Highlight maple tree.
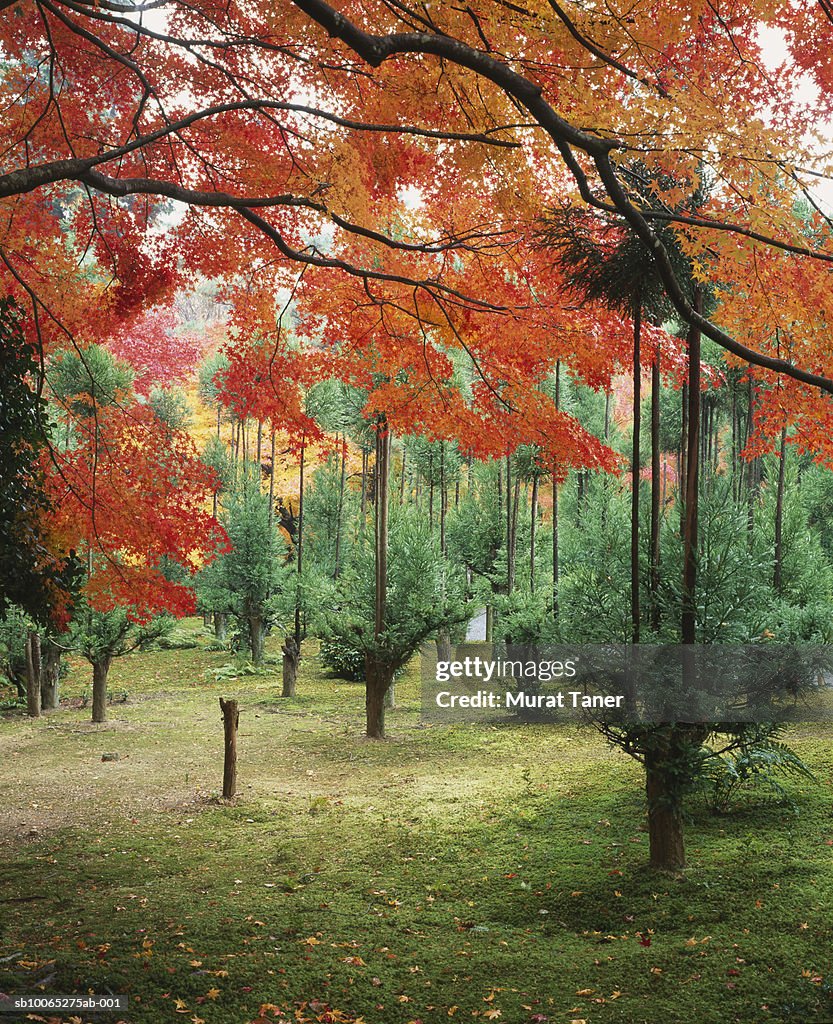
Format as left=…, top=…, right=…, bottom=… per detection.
left=6, top=0, right=833, bottom=451
left=44, top=342, right=221, bottom=718
left=4, top=0, right=833, bottom=868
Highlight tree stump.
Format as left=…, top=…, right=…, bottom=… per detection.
left=219, top=697, right=239, bottom=799
left=25, top=633, right=41, bottom=719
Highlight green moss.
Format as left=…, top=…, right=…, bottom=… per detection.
left=1, top=627, right=832, bottom=1023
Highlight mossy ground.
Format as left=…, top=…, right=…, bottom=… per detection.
left=1, top=622, right=832, bottom=1024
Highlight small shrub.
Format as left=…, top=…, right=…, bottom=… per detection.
left=319, top=639, right=365, bottom=681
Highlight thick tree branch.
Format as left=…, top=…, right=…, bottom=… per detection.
left=290, top=0, right=833, bottom=394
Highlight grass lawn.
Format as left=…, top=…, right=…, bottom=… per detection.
left=1, top=621, right=832, bottom=1024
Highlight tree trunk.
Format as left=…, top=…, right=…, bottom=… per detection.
left=249, top=615, right=264, bottom=666
left=436, top=629, right=452, bottom=663
left=530, top=475, right=539, bottom=592
left=645, top=748, right=686, bottom=870
left=681, top=289, right=702, bottom=647
left=508, top=466, right=519, bottom=595
left=281, top=635, right=299, bottom=697
left=384, top=682, right=396, bottom=709
left=439, top=442, right=447, bottom=555
left=365, top=654, right=395, bottom=738
left=631, top=300, right=642, bottom=644
left=552, top=360, right=560, bottom=619
left=25, top=633, right=40, bottom=719
left=429, top=451, right=435, bottom=532
left=40, top=638, right=61, bottom=710
left=294, top=438, right=306, bottom=658
left=774, top=425, right=787, bottom=594
left=214, top=613, right=227, bottom=643
left=505, top=455, right=511, bottom=589
left=219, top=697, right=239, bottom=799
left=360, top=449, right=368, bottom=519
left=375, top=419, right=390, bottom=640
left=334, top=434, right=347, bottom=578
left=485, top=604, right=494, bottom=642
left=268, top=427, right=276, bottom=510
left=680, top=381, right=688, bottom=535
left=92, top=657, right=111, bottom=724
left=604, top=386, right=611, bottom=440
left=366, top=416, right=392, bottom=735
left=650, top=352, right=661, bottom=629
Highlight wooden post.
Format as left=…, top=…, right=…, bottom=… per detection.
left=219, top=697, right=239, bottom=800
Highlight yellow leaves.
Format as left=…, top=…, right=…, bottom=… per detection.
left=189, top=959, right=203, bottom=967
left=447, top=1006, right=459, bottom=1016
left=575, top=988, right=595, bottom=996
left=483, top=1010, right=502, bottom=1020
left=205, top=987, right=221, bottom=1001
left=174, top=997, right=188, bottom=1011
left=302, top=935, right=321, bottom=946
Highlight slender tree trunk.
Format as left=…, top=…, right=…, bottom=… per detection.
left=429, top=452, right=435, bottom=532
left=774, top=426, right=788, bottom=594
left=25, top=633, right=40, bottom=719
left=485, top=604, right=494, bottom=642
left=268, top=428, right=276, bottom=510
left=334, top=434, right=347, bottom=578
left=256, top=420, right=262, bottom=464
left=92, top=657, right=111, bottom=724
left=530, top=475, right=539, bottom=592
left=399, top=445, right=407, bottom=505
left=680, top=381, right=688, bottom=533
left=552, top=360, right=561, bottom=619
left=509, top=474, right=520, bottom=594
left=40, top=638, right=61, bottom=710
left=604, top=387, right=611, bottom=440
left=361, top=449, right=368, bottom=519
left=506, top=454, right=514, bottom=594
left=497, top=462, right=502, bottom=530
left=214, top=613, right=227, bottom=643
left=440, top=443, right=447, bottom=555
left=436, top=630, right=452, bottom=663
left=631, top=300, right=642, bottom=644
left=281, top=636, right=299, bottom=697
left=249, top=615, right=264, bottom=666
left=650, top=351, right=661, bottom=629
left=294, top=439, right=305, bottom=653
left=216, top=404, right=222, bottom=439
left=219, top=697, right=239, bottom=799
left=731, top=389, right=738, bottom=501
left=375, top=420, right=390, bottom=640
left=682, top=289, right=702, bottom=647
left=366, top=417, right=392, bottom=736
left=365, top=654, right=395, bottom=738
